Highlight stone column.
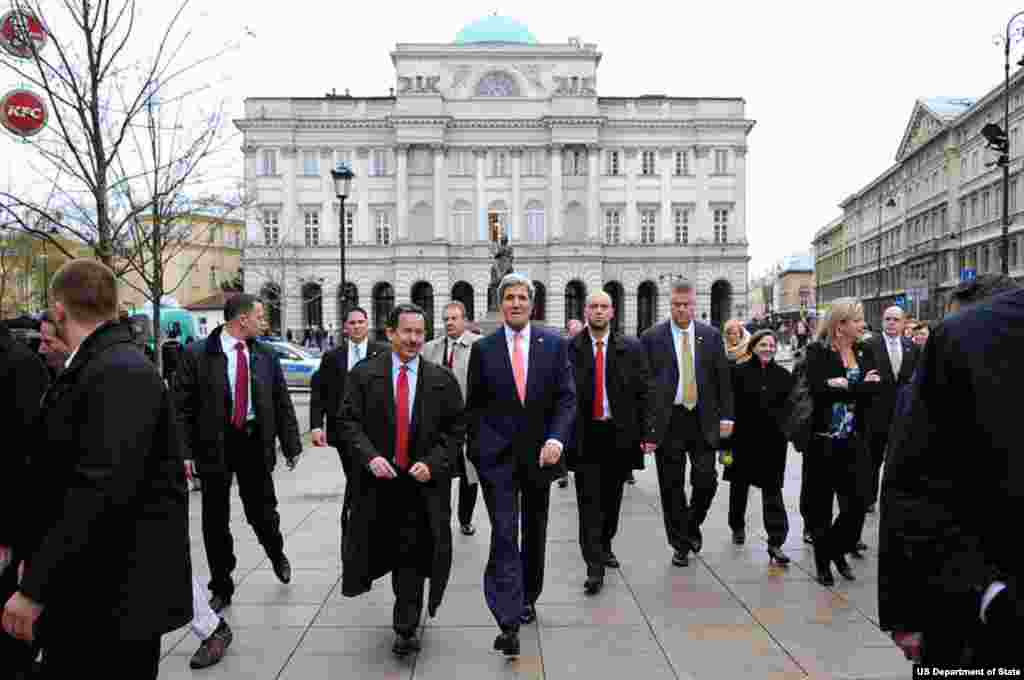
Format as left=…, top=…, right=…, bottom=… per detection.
left=396, top=144, right=409, bottom=241
left=475, top=148, right=487, bottom=242
left=511, top=147, right=523, bottom=241
left=660, top=147, right=673, bottom=242
left=433, top=144, right=446, bottom=241
left=550, top=144, right=564, bottom=240
left=733, top=145, right=748, bottom=243
left=357, top=148, right=370, bottom=243
left=694, top=145, right=710, bottom=243
left=587, top=145, right=600, bottom=241
left=625, top=147, right=638, bottom=243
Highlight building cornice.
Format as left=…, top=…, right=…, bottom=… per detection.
left=235, top=116, right=757, bottom=133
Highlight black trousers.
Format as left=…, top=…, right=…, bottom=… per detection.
left=202, top=424, right=285, bottom=598
left=654, top=406, right=717, bottom=553
left=42, top=632, right=159, bottom=679
left=727, top=482, right=789, bottom=547
left=866, top=430, right=888, bottom=508
left=388, top=476, right=429, bottom=637
left=804, top=435, right=867, bottom=560
left=922, top=619, right=1021, bottom=670
left=799, top=457, right=811, bottom=529
left=335, top=444, right=354, bottom=542
left=574, top=420, right=628, bottom=569
left=457, top=474, right=479, bottom=527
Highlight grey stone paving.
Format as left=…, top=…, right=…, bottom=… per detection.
left=160, top=400, right=909, bottom=679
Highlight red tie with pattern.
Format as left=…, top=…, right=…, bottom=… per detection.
left=395, top=365, right=410, bottom=470
left=447, top=341, right=455, bottom=369
left=593, top=339, right=605, bottom=420
left=232, top=342, right=249, bottom=429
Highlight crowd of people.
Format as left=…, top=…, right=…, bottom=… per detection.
left=1, top=260, right=1020, bottom=677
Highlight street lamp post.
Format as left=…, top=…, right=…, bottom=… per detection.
left=998, top=11, right=1024, bottom=275
left=330, top=161, right=355, bottom=329
left=876, top=196, right=896, bottom=323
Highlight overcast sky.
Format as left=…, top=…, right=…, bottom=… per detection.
left=4, top=0, right=1024, bottom=279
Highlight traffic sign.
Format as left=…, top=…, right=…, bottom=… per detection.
left=1, top=89, right=48, bottom=137
left=895, top=295, right=907, bottom=308
left=0, top=10, right=48, bottom=59
left=961, top=268, right=977, bottom=282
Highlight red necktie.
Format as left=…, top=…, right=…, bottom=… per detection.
left=593, top=339, right=605, bottom=420
left=232, top=342, right=249, bottom=429
left=447, top=341, right=455, bottom=369
left=395, top=365, right=410, bottom=470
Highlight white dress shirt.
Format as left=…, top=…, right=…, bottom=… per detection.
left=885, top=333, right=903, bottom=377
left=348, top=339, right=369, bottom=372
left=670, top=320, right=697, bottom=405
left=590, top=329, right=612, bottom=420
left=445, top=333, right=467, bottom=367
left=221, top=329, right=255, bottom=422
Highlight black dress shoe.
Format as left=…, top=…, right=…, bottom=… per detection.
left=855, top=541, right=868, bottom=551
left=557, top=477, right=569, bottom=489
left=803, top=530, right=814, bottom=545
left=209, top=593, right=232, bottom=613
left=671, top=549, right=690, bottom=567
left=584, top=566, right=605, bottom=595
left=688, top=528, right=703, bottom=553
left=767, top=546, right=791, bottom=566
left=732, top=530, right=746, bottom=545
left=833, top=556, right=856, bottom=581
left=460, top=523, right=476, bottom=536
left=817, top=567, right=835, bottom=587
left=520, top=604, right=537, bottom=624
left=493, top=630, right=520, bottom=657
left=190, top=619, right=233, bottom=669
left=603, top=551, right=620, bottom=569
left=272, top=554, right=292, bottom=584
left=392, top=633, right=421, bottom=657
left=848, top=547, right=865, bottom=560
left=866, top=503, right=876, bottom=514
left=626, top=475, right=636, bottom=485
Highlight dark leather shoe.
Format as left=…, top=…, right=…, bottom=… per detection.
left=671, top=549, right=690, bottom=567
left=626, top=475, right=636, bottom=485
left=272, top=554, right=292, bottom=584
left=493, top=631, right=520, bottom=657
left=190, top=619, right=233, bottom=669
left=392, top=633, right=421, bottom=657
left=803, top=530, right=815, bottom=545
left=557, top=477, right=569, bottom=489
left=520, top=604, right=537, bottom=624
left=460, top=523, right=476, bottom=536
left=688, top=528, right=703, bottom=553
left=866, top=503, right=876, bottom=514
left=855, top=541, right=868, bottom=551
left=584, top=566, right=605, bottom=595
left=833, top=556, right=856, bottom=581
left=603, top=551, right=620, bottom=569
left=767, top=546, right=791, bottom=565
left=208, top=593, right=232, bottom=613
left=732, top=530, right=746, bottom=545
left=848, top=547, right=865, bottom=560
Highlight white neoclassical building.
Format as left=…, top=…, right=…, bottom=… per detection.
left=237, top=16, right=754, bottom=341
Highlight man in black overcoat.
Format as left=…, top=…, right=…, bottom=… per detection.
left=2, top=260, right=191, bottom=678
left=569, top=291, right=655, bottom=594
left=339, top=303, right=465, bottom=656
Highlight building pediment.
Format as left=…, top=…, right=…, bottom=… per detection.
left=895, top=97, right=975, bottom=161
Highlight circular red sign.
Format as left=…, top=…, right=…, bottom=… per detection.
left=1, top=89, right=49, bottom=137
left=0, top=10, right=48, bottom=59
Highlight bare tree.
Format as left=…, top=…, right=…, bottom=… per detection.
left=242, top=210, right=303, bottom=341
left=0, top=0, right=246, bottom=273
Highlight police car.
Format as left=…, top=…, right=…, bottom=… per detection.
left=261, top=339, right=321, bottom=388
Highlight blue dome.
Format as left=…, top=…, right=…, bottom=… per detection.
left=456, top=15, right=537, bottom=45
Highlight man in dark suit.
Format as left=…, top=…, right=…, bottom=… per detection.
left=174, top=294, right=303, bottom=613
left=310, top=306, right=389, bottom=539
left=465, top=273, right=576, bottom=656
left=641, top=279, right=734, bottom=567
left=2, top=260, right=191, bottom=678
left=880, top=288, right=1022, bottom=671
left=863, top=306, right=918, bottom=517
left=339, top=303, right=465, bottom=656
left=570, top=291, right=655, bottom=595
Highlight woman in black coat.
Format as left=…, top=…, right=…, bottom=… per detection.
left=803, top=298, right=881, bottom=586
left=724, top=330, right=795, bottom=564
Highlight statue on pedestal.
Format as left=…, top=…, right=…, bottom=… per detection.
left=488, top=232, right=515, bottom=311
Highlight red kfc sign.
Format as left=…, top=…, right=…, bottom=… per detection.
left=1, top=89, right=48, bottom=137
left=0, top=10, right=48, bottom=59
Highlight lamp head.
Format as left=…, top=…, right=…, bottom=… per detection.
left=330, top=161, right=355, bottom=198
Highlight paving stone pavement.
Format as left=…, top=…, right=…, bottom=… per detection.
left=160, top=427, right=909, bottom=679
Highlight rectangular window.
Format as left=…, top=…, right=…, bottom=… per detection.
left=714, top=149, right=729, bottom=174
left=304, top=210, right=320, bottom=246
left=1012, top=179, right=1019, bottom=212
left=640, top=209, right=657, bottom=244
left=526, top=206, right=545, bottom=242
left=674, top=207, right=689, bottom=244
left=570, top=150, right=586, bottom=176
left=971, top=195, right=978, bottom=223
left=302, top=150, right=319, bottom=176
left=604, top=209, right=622, bottom=244
left=641, top=150, right=656, bottom=176
left=983, top=191, right=991, bottom=219
left=713, top=208, right=730, bottom=244
left=675, top=150, right=688, bottom=176
left=340, top=208, right=355, bottom=244
left=262, top=209, right=280, bottom=245
left=371, top=150, right=391, bottom=177
left=982, top=245, right=990, bottom=272
left=259, top=149, right=277, bottom=176
left=607, top=150, right=620, bottom=176
left=375, top=210, right=392, bottom=245
left=492, top=150, right=507, bottom=177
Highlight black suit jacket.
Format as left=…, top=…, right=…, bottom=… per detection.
left=568, top=329, right=656, bottom=471
left=311, top=338, right=389, bottom=445
left=879, top=289, right=1024, bottom=633
left=20, top=321, right=192, bottom=639
left=640, top=320, right=734, bottom=449
left=173, top=325, right=303, bottom=468
left=865, top=333, right=918, bottom=437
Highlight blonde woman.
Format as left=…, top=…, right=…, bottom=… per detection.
left=803, top=298, right=881, bottom=586
left=723, top=319, right=750, bottom=365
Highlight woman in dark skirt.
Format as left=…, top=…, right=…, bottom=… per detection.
left=725, top=330, right=796, bottom=564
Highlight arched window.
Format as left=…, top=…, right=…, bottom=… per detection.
left=372, top=282, right=394, bottom=342
left=603, top=281, right=624, bottom=335
left=532, top=281, right=547, bottom=321
left=565, top=280, right=586, bottom=325
left=302, top=282, right=323, bottom=329
left=526, top=200, right=545, bottom=243
left=451, top=281, right=475, bottom=321
left=411, top=281, right=435, bottom=340
left=476, top=72, right=520, bottom=97
left=637, top=281, right=658, bottom=336
left=710, top=280, right=733, bottom=331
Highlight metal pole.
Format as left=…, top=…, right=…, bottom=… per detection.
left=1004, top=19, right=1013, bottom=275
left=338, top=194, right=347, bottom=331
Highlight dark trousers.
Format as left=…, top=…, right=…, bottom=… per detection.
left=922, top=619, right=1020, bottom=670
left=480, top=460, right=551, bottom=630
left=799, top=458, right=811, bottom=529
left=389, top=476, right=429, bottom=637
left=727, top=482, right=789, bottom=547
left=866, top=430, right=888, bottom=508
left=42, top=633, right=159, bottom=679
left=654, top=406, right=717, bottom=553
left=457, top=474, right=479, bottom=527
left=202, top=424, right=285, bottom=597
left=335, top=444, right=354, bottom=542
left=804, top=436, right=867, bottom=560
left=574, top=420, right=628, bottom=569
